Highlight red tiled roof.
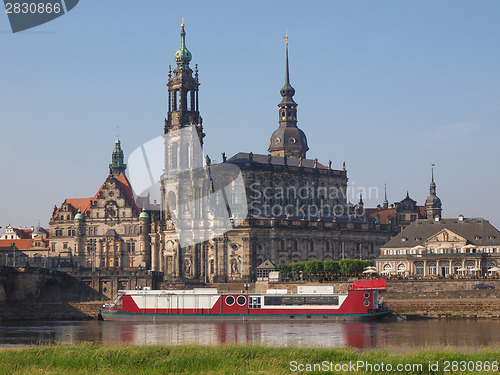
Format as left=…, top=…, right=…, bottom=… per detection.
left=51, top=172, right=142, bottom=222
left=0, top=239, right=33, bottom=250
left=364, top=208, right=397, bottom=224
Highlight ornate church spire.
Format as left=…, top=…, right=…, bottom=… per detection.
left=268, top=34, right=309, bottom=158
left=109, top=136, right=126, bottom=176
left=383, top=184, right=389, bottom=209
left=426, top=164, right=442, bottom=220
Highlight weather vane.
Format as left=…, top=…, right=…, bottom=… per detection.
left=284, top=33, right=289, bottom=45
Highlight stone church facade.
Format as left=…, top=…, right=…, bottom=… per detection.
left=150, top=25, right=400, bottom=282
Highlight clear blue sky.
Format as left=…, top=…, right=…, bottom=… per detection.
left=1, top=0, right=499, bottom=229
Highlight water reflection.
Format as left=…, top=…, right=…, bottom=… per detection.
left=0, top=320, right=499, bottom=349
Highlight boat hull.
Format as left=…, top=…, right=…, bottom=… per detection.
left=100, top=310, right=391, bottom=322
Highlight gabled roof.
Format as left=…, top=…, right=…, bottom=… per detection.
left=383, top=218, right=500, bottom=249
left=256, top=259, right=277, bottom=269
left=51, top=172, right=143, bottom=222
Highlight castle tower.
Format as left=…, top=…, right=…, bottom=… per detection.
left=268, top=35, right=309, bottom=158
left=425, top=166, right=442, bottom=220
left=109, top=137, right=126, bottom=176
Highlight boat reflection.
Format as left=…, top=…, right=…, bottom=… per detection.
left=98, top=321, right=385, bottom=348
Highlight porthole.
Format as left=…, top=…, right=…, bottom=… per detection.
left=237, top=296, right=246, bottom=306
left=275, top=137, right=281, bottom=144
left=225, top=295, right=235, bottom=306
left=363, top=300, right=370, bottom=307
left=288, top=137, right=296, bottom=144
left=364, top=292, right=370, bottom=299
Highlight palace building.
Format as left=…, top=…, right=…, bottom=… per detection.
left=376, top=215, right=500, bottom=277
left=48, top=138, right=153, bottom=271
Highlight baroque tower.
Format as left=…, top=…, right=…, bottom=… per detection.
left=109, top=137, right=126, bottom=176
left=268, top=35, right=309, bottom=158
left=426, top=166, right=442, bottom=220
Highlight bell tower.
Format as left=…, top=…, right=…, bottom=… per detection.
left=268, top=35, right=309, bottom=158
left=164, top=20, right=204, bottom=146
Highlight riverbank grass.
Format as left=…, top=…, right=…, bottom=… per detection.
left=0, top=344, right=498, bottom=374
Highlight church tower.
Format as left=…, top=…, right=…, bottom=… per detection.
left=268, top=35, right=309, bottom=158
left=164, top=21, right=204, bottom=145
left=426, top=166, right=442, bottom=220
left=109, top=137, right=126, bottom=176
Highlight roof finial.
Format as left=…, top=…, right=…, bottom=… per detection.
left=181, top=17, right=185, bottom=28
left=117, top=126, right=119, bottom=140
left=284, top=33, right=290, bottom=86
left=431, top=163, right=435, bottom=182
left=384, top=184, right=387, bottom=200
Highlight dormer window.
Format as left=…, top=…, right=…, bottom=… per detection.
left=474, top=236, right=481, bottom=240
left=488, top=236, right=496, bottom=240
left=401, top=237, right=407, bottom=242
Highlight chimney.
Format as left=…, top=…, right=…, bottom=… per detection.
left=459, top=214, right=464, bottom=222
left=434, top=216, right=440, bottom=222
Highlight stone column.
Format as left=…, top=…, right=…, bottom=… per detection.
left=423, top=260, right=427, bottom=276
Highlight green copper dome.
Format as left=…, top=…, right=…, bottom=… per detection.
left=74, top=207, right=84, bottom=220
left=174, top=24, right=192, bottom=67
left=139, top=208, right=149, bottom=219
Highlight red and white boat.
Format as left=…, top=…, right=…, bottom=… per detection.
left=100, top=279, right=390, bottom=321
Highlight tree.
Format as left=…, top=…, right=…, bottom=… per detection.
left=323, top=260, right=340, bottom=275
left=305, top=260, right=323, bottom=275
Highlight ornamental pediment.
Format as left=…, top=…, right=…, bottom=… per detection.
left=426, top=229, right=466, bottom=244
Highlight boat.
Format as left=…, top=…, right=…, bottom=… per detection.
left=100, top=279, right=390, bottom=321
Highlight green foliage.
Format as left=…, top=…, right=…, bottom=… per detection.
left=291, top=262, right=305, bottom=273
left=304, top=260, right=323, bottom=274
left=323, top=260, right=340, bottom=275
left=276, top=263, right=292, bottom=275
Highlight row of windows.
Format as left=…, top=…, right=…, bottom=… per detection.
left=385, top=247, right=500, bottom=255
left=53, top=226, right=143, bottom=237
left=263, top=296, right=339, bottom=306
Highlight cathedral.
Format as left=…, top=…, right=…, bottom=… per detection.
left=149, top=25, right=400, bottom=282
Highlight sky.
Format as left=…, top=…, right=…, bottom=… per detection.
left=0, top=0, right=499, bottom=230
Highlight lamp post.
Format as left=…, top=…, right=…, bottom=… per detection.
left=10, top=243, right=16, bottom=267
left=87, top=238, right=97, bottom=272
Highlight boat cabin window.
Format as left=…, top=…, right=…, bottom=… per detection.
left=249, top=296, right=261, bottom=309
left=264, top=295, right=339, bottom=306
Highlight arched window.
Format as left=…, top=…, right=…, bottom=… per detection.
left=324, top=241, right=330, bottom=253
left=280, top=240, right=285, bottom=251
left=397, top=264, right=406, bottom=275
left=415, top=262, right=424, bottom=275
left=466, top=261, right=475, bottom=274
left=428, top=262, right=437, bottom=275
left=308, top=241, right=314, bottom=252
left=383, top=264, right=392, bottom=273
left=453, top=262, right=461, bottom=274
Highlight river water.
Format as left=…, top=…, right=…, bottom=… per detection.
left=0, top=320, right=499, bottom=349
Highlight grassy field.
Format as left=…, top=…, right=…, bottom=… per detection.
left=0, top=344, right=498, bottom=374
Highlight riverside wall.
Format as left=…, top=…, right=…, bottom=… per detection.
left=1, top=277, right=499, bottom=320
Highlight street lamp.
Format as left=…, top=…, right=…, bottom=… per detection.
left=87, top=238, right=97, bottom=272
left=10, top=243, right=16, bottom=267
